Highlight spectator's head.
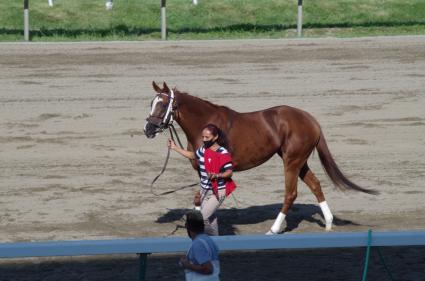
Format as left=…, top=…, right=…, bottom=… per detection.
left=185, top=210, right=204, bottom=238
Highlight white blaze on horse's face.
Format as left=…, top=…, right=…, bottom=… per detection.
left=144, top=95, right=165, bottom=138
left=150, top=96, right=164, bottom=116
left=144, top=91, right=174, bottom=139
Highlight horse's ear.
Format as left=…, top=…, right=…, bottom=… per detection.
left=163, top=82, right=170, bottom=93
left=152, top=81, right=162, bottom=93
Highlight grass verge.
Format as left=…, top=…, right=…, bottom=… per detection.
left=1, top=0, right=424, bottom=41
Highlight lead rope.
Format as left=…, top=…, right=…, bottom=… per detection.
left=149, top=127, right=172, bottom=196
left=150, top=124, right=198, bottom=196
left=170, top=124, right=184, bottom=148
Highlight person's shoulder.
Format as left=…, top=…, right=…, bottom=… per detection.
left=196, top=146, right=205, bottom=155
left=192, top=234, right=209, bottom=249
left=196, top=233, right=210, bottom=241
left=191, top=234, right=218, bottom=263
left=198, top=234, right=218, bottom=248
left=195, top=233, right=213, bottom=244
left=217, top=147, right=228, bottom=154
left=199, top=233, right=213, bottom=241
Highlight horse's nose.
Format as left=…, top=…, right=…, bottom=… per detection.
left=144, top=122, right=157, bottom=138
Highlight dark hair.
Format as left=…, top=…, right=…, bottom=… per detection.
left=185, top=210, right=204, bottom=233
left=202, top=123, right=231, bottom=151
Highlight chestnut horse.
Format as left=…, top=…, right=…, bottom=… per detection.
left=144, top=82, right=377, bottom=234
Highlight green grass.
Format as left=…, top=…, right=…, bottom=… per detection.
left=1, top=0, right=424, bottom=41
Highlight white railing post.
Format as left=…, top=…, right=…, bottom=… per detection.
left=24, top=0, right=29, bottom=41
left=297, top=0, right=303, bottom=37
left=48, top=0, right=53, bottom=7
left=193, top=0, right=198, bottom=5
left=161, top=0, right=166, bottom=40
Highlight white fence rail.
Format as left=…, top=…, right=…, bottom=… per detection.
left=22, top=0, right=304, bottom=41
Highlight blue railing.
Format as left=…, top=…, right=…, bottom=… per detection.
left=1, top=230, right=424, bottom=280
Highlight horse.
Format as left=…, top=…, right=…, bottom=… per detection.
left=144, top=81, right=377, bottom=234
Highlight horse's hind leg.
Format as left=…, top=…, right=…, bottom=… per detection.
left=300, top=163, right=334, bottom=231
left=267, top=158, right=301, bottom=235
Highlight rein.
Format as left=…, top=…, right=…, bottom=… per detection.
left=150, top=124, right=198, bottom=196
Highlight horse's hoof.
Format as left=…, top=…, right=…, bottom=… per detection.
left=266, top=229, right=280, bottom=235
left=325, top=222, right=333, bottom=231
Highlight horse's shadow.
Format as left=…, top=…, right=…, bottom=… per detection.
left=156, top=203, right=359, bottom=235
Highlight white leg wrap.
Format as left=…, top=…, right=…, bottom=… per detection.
left=266, top=212, right=286, bottom=235
left=319, top=201, right=333, bottom=231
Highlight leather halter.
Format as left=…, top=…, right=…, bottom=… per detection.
left=147, top=89, right=176, bottom=132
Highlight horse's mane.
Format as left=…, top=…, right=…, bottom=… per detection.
left=174, top=88, right=236, bottom=113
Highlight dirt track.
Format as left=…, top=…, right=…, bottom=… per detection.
left=0, top=36, right=425, bottom=280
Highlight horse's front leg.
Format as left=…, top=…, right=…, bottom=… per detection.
left=267, top=162, right=300, bottom=235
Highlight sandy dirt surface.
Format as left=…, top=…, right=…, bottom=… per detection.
left=0, top=36, right=424, bottom=280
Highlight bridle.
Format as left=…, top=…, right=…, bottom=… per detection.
left=146, top=89, right=176, bottom=133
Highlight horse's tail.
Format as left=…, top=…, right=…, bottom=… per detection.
left=316, top=130, right=378, bottom=195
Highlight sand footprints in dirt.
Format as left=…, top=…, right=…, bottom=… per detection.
left=0, top=112, right=99, bottom=150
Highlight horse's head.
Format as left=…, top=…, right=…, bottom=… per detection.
left=144, top=81, right=176, bottom=138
